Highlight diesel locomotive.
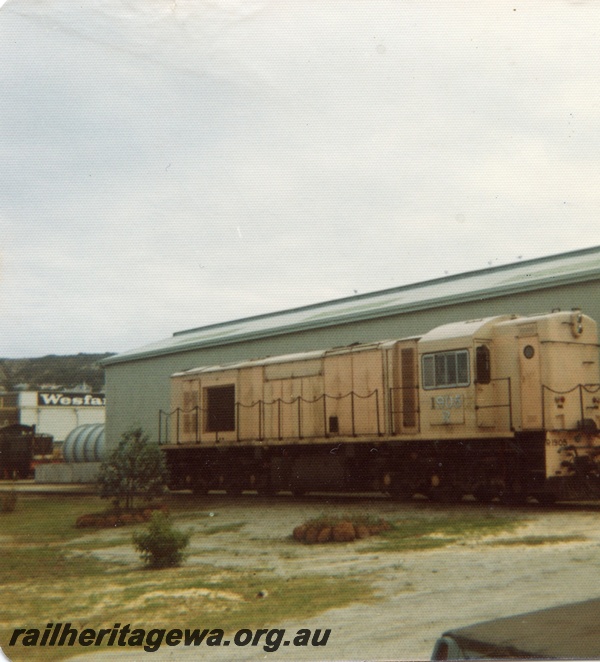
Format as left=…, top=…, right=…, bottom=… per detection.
left=159, top=309, right=600, bottom=502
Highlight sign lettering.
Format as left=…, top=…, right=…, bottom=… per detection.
left=433, top=395, right=463, bottom=410
left=37, top=393, right=106, bottom=407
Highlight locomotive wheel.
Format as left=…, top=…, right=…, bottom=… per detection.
left=389, top=479, right=415, bottom=501
left=390, top=490, right=414, bottom=501
left=429, top=485, right=462, bottom=503
left=191, top=477, right=209, bottom=495
left=474, top=486, right=496, bottom=503
left=429, top=474, right=462, bottom=503
left=256, top=475, right=276, bottom=496
left=252, top=464, right=276, bottom=496
left=225, top=481, right=243, bottom=496
left=535, top=493, right=557, bottom=505
left=499, top=481, right=528, bottom=505
left=500, top=494, right=528, bottom=505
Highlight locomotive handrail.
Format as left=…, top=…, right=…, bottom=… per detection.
left=159, top=406, right=205, bottom=445
left=158, top=409, right=173, bottom=445
left=162, top=381, right=597, bottom=443
left=542, top=383, right=600, bottom=430
left=258, top=390, right=381, bottom=440
left=160, top=389, right=383, bottom=444
left=387, top=385, right=421, bottom=435
left=474, top=377, right=513, bottom=431
left=542, top=383, right=600, bottom=395
left=236, top=400, right=262, bottom=442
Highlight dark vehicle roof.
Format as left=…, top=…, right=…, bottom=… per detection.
left=441, top=598, right=600, bottom=659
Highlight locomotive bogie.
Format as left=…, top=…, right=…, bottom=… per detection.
left=161, top=310, right=600, bottom=500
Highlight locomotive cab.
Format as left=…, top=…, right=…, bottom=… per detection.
left=416, top=311, right=600, bottom=438
left=417, top=315, right=514, bottom=438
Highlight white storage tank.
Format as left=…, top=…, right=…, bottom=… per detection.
left=62, top=423, right=106, bottom=463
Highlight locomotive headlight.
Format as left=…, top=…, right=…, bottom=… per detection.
left=571, top=310, right=584, bottom=337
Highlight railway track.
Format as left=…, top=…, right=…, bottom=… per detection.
left=5, top=481, right=600, bottom=512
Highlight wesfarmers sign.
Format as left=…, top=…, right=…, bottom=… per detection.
left=37, top=393, right=106, bottom=407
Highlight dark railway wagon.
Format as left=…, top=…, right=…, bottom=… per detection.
left=0, top=424, right=53, bottom=479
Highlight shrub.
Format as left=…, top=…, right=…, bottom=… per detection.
left=98, top=427, right=167, bottom=511
left=133, top=511, right=190, bottom=568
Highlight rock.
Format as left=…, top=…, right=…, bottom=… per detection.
left=293, top=524, right=308, bottom=541
left=104, top=515, right=119, bottom=527
left=317, top=526, right=332, bottom=543
left=304, top=526, right=320, bottom=544
left=75, top=514, right=97, bottom=528
left=355, top=524, right=370, bottom=539
left=332, top=520, right=356, bottom=542
left=292, top=517, right=390, bottom=544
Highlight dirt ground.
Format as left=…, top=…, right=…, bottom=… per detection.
left=50, top=495, right=600, bottom=661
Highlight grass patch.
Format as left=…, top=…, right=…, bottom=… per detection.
left=63, top=535, right=132, bottom=551
left=0, top=545, right=107, bottom=584
left=0, top=495, right=373, bottom=661
left=1, top=488, right=18, bottom=512
left=203, top=522, right=246, bottom=535
left=484, top=534, right=586, bottom=547
left=364, top=513, right=523, bottom=552
left=1, top=561, right=371, bottom=661
left=1, top=494, right=120, bottom=542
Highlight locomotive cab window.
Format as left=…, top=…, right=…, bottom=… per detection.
left=422, top=350, right=469, bottom=389
left=204, top=384, right=236, bottom=432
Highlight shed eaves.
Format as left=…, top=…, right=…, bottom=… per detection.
left=102, top=245, right=600, bottom=366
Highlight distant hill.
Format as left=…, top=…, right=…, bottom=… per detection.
left=0, top=354, right=114, bottom=392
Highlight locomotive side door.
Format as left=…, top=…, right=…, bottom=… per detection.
left=475, top=343, right=495, bottom=428
left=181, top=380, right=200, bottom=443
left=388, top=341, right=419, bottom=434
left=518, top=336, right=543, bottom=429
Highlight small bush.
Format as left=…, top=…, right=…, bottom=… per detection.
left=132, top=511, right=190, bottom=568
left=1, top=490, right=18, bottom=513
left=98, top=427, right=167, bottom=511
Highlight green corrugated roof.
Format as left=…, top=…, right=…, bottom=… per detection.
left=102, top=245, right=600, bottom=366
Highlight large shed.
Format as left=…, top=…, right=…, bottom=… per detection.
left=102, top=246, right=600, bottom=449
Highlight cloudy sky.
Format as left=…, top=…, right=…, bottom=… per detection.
left=1, top=0, right=600, bottom=358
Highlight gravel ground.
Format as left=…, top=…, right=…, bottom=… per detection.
left=40, top=496, right=600, bottom=661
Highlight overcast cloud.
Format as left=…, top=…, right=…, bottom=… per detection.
left=1, top=0, right=600, bottom=357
